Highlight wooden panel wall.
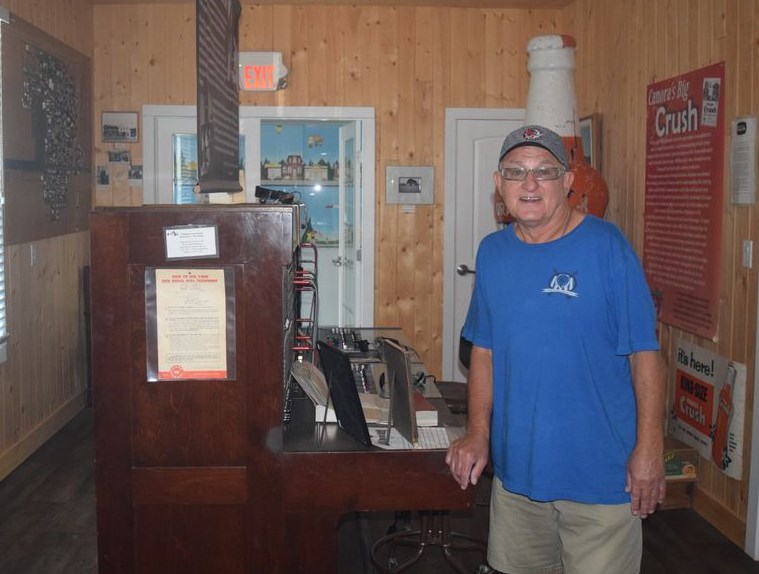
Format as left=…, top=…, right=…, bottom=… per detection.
left=0, top=1, right=93, bottom=480
left=569, top=0, right=758, bottom=546
left=0, top=233, right=91, bottom=479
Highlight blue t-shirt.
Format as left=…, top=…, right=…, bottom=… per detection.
left=462, top=215, right=659, bottom=504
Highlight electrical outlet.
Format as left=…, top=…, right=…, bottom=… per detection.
left=30, top=244, right=36, bottom=267
left=743, top=240, right=753, bottom=269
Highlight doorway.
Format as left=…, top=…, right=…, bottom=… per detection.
left=141, top=105, right=375, bottom=328
left=442, top=108, right=524, bottom=382
left=747, top=287, right=759, bottom=558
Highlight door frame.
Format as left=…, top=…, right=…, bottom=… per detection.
left=746, top=287, right=759, bottom=558
left=142, top=104, right=375, bottom=328
left=338, top=121, right=358, bottom=325
left=442, top=108, right=524, bottom=381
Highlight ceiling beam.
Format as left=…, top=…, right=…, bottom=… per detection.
left=90, top=0, right=573, bottom=8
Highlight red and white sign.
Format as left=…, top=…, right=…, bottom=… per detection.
left=239, top=52, right=288, bottom=91
left=670, top=340, right=745, bottom=480
left=643, top=62, right=725, bottom=341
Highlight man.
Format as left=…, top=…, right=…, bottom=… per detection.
left=446, top=125, right=666, bottom=574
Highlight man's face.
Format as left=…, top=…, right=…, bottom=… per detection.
left=493, top=145, right=574, bottom=229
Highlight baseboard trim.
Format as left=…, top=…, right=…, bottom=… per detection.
left=0, top=391, right=87, bottom=481
left=693, top=486, right=746, bottom=549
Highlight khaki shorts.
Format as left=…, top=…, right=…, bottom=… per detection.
left=487, top=477, right=642, bottom=574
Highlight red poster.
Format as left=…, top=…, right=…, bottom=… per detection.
left=644, top=62, right=725, bottom=340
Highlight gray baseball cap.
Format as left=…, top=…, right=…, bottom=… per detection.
left=498, top=124, right=569, bottom=169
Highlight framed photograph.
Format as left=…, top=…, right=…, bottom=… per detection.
left=102, top=111, right=139, bottom=143
left=579, top=113, right=602, bottom=171
left=96, top=165, right=110, bottom=188
left=385, top=165, right=434, bottom=205
left=107, top=149, right=131, bottom=163
left=128, top=164, right=143, bottom=184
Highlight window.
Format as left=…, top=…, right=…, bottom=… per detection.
left=171, top=133, right=245, bottom=204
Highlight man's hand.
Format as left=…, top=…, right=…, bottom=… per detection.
left=446, top=344, right=493, bottom=490
left=445, top=432, right=490, bottom=490
left=626, top=444, right=666, bottom=518
left=627, top=350, right=666, bottom=519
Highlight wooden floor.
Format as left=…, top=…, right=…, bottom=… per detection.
left=0, top=408, right=96, bottom=574
left=2, top=408, right=759, bottom=574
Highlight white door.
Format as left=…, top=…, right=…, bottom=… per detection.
left=442, top=109, right=524, bottom=382
left=338, top=122, right=358, bottom=325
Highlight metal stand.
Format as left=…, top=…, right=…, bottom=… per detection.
left=370, top=510, right=493, bottom=574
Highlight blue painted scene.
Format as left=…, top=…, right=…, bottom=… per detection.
left=260, top=121, right=341, bottom=245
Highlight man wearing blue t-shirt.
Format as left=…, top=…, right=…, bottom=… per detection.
left=446, top=125, right=666, bottom=574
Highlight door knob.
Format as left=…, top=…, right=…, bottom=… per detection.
left=456, top=264, right=475, bottom=276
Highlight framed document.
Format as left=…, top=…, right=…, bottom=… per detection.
left=164, top=225, right=220, bottom=260
left=145, top=267, right=236, bottom=381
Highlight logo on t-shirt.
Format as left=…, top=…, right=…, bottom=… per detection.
left=542, top=272, right=578, bottom=298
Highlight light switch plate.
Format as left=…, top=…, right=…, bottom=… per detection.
left=743, top=239, right=753, bottom=268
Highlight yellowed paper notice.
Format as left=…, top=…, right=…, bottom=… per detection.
left=155, top=268, right=227, bottom=379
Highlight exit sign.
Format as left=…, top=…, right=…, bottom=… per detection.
left=239, top=52, right=288, bottom=91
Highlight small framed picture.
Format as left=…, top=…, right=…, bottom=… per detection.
left=96, top=165, right=110, bottom=188
left=128, top=164, right=143, bottom=182
left=579, top=114, right=601, bottom=171
left=386, top=165, right=434, bottom=205
left=102, top=111, right=139, bottom=143
left=107, top=149, right=131, bottom=163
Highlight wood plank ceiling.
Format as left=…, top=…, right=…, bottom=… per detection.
left=90, top=0, right=573, bottom=7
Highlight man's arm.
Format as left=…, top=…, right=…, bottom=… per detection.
left=445, top=345, right=493, bottom=489
left=626, top=349, right=667, bottom=517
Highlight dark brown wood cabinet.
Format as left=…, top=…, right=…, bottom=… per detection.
left=90, top=205, right=472, bottom=574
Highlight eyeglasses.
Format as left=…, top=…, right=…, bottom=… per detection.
left=498, top=166, right=566, bottom=181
